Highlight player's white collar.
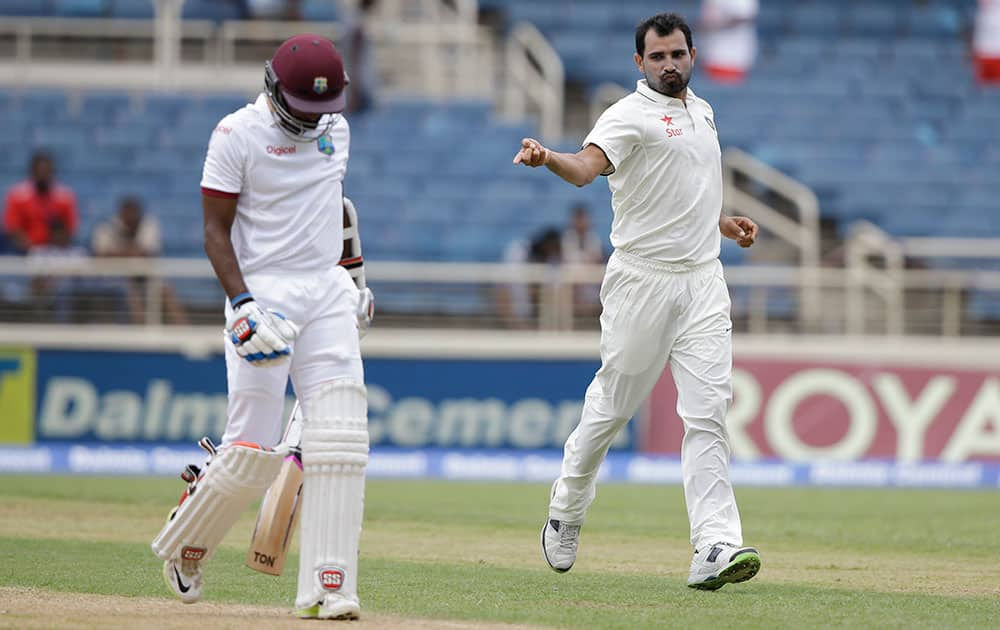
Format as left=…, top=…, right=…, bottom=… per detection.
left=636, top=80, right=697, bottom=106
left=252, top=93, right=278, bottom=127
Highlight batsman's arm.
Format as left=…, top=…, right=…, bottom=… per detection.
left=202, top=191, right=249, bottom=300
left=512, top=138, right=610, bottom=188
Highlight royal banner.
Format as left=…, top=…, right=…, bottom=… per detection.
left=647, top=359, right=1000, bottom=462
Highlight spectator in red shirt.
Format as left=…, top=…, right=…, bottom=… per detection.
left=3, top=151, right=78, bottom=254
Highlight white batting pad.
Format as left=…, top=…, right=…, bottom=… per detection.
left=295, top=379, right=369, bottom=610
left=151, top=443, right=286, bottom=563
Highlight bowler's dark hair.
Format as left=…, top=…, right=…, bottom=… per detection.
left=635, top=13, right=693, bottom=57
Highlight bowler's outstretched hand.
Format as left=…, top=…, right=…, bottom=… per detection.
left=513, top=138, right=550, bottom=167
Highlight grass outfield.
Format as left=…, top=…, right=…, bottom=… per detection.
left=1, top=476, right=999, bottom=629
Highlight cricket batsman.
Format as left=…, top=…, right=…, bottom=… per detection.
left=150, top=33, right=374, bottom=620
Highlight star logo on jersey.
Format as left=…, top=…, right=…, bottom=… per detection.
left=313, top=76, right=329, bottom=94
left=660, top=115, right=674, bottom=126
left=317, top=135, right=335, bottom=156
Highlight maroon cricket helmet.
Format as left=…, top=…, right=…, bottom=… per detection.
left=268, top=34, right=348, bottom=114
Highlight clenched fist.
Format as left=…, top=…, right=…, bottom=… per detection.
left=720, top=215, right=759, bottom=248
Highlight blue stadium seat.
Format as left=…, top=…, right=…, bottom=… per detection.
left=848, top=4, right=899, bottom=37
left=301, top=0, right=338, bottom=21
left=0, top=112, right=34, bottom=148
left=505, top=2, right=565, bottom=32
left=789, top=5, right=847, bottom=37
left=31, top=125, right=91, bottom=150
left=1, top=0, right=47, bottom=16
left=968, top=292, right=1000, bottom=322
left=140, top=93, right=189, bottom=120
left=110, top=0, right=154, bottom=18
left=79, top=91, right=132, bottom=123
left=53, top=0, right=109, bottom=17
left=905, top=4, right=962, bottom=37
left=0, top=0, right=994, bottom=277
left=17, top=90, right=70, bottom=117
left=182, top=0, right=245, bottom=21
left=194, top=93, right=252, bottom=117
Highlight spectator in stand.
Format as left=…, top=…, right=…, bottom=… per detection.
left=561, top=203, right=605, bottom=320
left=699, top=0, right=758, bottom=83
left=974, top=0, right=1000, bottom=82
left=3, top=151, right=78, bottom=254
left=496, top=227, right=563, bottom=328
left=91, top=196, right=189, bottom=325
left=27, top=219, right=128, bottom=324
left=343, top=0, right=379, bottom=114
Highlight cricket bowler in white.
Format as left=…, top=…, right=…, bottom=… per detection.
left=150, top=34, right=375, bottom=619
left=513, top=12, right=762, bottom=591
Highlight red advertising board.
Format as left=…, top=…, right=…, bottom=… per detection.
left=645, top=359, right=1000, bottom=462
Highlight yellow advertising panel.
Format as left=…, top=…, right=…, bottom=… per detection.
left=0, top=349, right=36, bottom=444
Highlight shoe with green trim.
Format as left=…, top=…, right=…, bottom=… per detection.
left=319, top=594, right=360, bottom=620
left=687, top=542, right=760, bottom=591
left=294, top=594, right=360, bottom=620
left=294, top=604, right=320, bottom=619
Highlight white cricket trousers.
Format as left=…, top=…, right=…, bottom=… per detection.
left=220, top=266, right=364, bottom=448
left=549, top=249, right=743, bottom=550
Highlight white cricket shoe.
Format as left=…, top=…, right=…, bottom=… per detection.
left=687, top=542, right=761, bottom=591
left=295, top=594, right=361, bottom=621
left=159, top=504, right=204, bottom=604
left=162, top=556, right=203, bottom=604
left=541, top=519, right=581, bottom=573
left=320, top=593, right=361, bottom=620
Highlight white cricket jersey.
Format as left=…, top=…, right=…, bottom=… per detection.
left=584, top=80, right=723, bottom=265
left=201, top=94, right=349, bottom=275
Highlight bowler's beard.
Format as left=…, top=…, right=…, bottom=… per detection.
left=644, top=68, right=690, bottom=98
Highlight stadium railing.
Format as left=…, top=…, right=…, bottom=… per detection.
left=1, top=242, right=998, bottom=336
left=0, top=5, right=493, bottom=99
left=846, top=222, right=1000, bottom=337
left=501, top=21, right=564, bottom=141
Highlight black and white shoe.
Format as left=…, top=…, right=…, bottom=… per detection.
left=687, top=542, right=761, bottom=591
left=541, top=519, right=581, bottom=573
left=162, top=554, right=203, bottom=604
left=160, top=505, right=204, bottom=604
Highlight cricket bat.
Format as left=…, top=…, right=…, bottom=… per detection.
left=246, top=403, right=304, bottom=576
left=246, top=446, right=302, bottom=575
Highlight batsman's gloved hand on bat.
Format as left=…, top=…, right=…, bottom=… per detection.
left=356, top=287, right=374, bottom=338
left=225, top=293, right=300, bottom=366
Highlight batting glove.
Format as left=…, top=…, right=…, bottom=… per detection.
left=225, top=293, right=300, bottom=366
left=357, top=287, right=374, bottom=338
